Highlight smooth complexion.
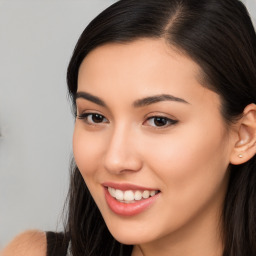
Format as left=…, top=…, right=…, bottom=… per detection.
left=73, top=39, right=237, bottom=256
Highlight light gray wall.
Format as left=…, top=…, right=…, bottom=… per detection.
left=246, top=0, right=256, bottom=23
left=0, top=0, right=255, bottom=249
left=0, top=0, right=116, bottom=248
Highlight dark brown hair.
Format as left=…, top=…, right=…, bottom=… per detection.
left=65, top=0, right=256, bottom=255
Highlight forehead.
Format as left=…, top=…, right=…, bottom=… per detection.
left=77, top=39, right=216, bottom=107
left=78, top=39, right=202, bottom=85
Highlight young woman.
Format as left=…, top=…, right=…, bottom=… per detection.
left=3, top=0, right=256, bottom=255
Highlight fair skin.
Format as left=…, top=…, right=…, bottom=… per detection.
left=3, top=39, right=256, bottom=255
left=1, top=230, right=46, bottom=256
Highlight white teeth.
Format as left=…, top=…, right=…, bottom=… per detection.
left=108, top=187, right=158, bottom=203
left=150, top=191, right=156, bottom=196
left=115, top=189, right=124, bottom=201
left=142, top=190, right=150, bottom=199
left=134, top=191, right=142, bottom=200
left=124, top=190, right=134, bottom=201
left=108, top=187, right=116, bottom=197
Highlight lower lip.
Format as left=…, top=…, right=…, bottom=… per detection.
left=104, top=187, right=160, bottom=216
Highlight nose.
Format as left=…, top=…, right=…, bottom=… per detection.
left=103, top=125, right=143, bottom=175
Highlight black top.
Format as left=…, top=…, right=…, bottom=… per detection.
left=46, top=232, right=70, bottom=256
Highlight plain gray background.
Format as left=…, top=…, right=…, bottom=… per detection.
left=0, top=0, right=116, bottom=249
left=0, top=0, right=255, bottom=249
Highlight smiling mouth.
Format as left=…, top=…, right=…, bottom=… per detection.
left=107, top=187, right=160, bottom=204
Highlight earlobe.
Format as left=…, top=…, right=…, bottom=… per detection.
left=230, top=104, right=256, bottom=165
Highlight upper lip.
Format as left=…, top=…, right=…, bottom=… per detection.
left=102, top=182, right=160, bottom=191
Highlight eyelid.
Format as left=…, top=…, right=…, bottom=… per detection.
left=76, top=108, right=105, bottom=118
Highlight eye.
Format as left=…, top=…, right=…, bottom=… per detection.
left=145, top=116, right=178, bottom=127
left=77, top=113, right=108, bottom=124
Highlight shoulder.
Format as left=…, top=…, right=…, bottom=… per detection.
left=1, top=230, right=47, bottom=256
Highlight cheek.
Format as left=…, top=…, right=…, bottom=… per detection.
left=73, top=125, right=110, bottom=213
left=139, top=124, right=230, bottom=232
left=144, top=122, right=230, bottom=198
left=73, top=125, right=104, bottom=177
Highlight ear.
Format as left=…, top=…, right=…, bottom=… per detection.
left=230, top=103, right=256, bottom=165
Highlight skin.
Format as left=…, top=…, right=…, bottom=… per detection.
left=73, top=39, right=238, bottom=256
left=1, top=230, right=46, bottom=256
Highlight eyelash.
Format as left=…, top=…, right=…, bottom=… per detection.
left=77, top=113, right=109, bottom=125
left=76, top=112, right=178, bottom=128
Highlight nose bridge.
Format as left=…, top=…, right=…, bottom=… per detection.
left=103, top=122, right=142, bottom=174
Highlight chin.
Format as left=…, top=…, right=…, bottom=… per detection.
left=111, top=232, right=147, bottom=245
left=105, top=222, right=157, bottom=245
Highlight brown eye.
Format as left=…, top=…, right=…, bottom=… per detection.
left=153, top=117, right=169, bottom=126
left=90, top=114, right=105, bottom=123
left=77, top=113, right=108, bottom=124
left=145, top=116, right=178, bottom=127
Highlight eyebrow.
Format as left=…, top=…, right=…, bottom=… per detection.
left=75, top=91, right=189, bottom=108
left=75, top=92, right=106, bottom=107
left=133, top=94, right=189, bottom=107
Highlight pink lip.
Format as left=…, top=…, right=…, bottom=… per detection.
left=103, top=184, right=160, bottom=217
left=102, top=182, right=159, bottom=191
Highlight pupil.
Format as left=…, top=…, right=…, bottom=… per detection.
left=154, top=117, right=167, bottom=126
left=92, top=114, right=103, bottom=123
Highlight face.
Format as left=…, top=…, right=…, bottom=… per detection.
left=73, top=39, right=234, bottom=248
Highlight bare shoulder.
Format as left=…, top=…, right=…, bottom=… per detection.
left=1, top=230, right=47, bottom=256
